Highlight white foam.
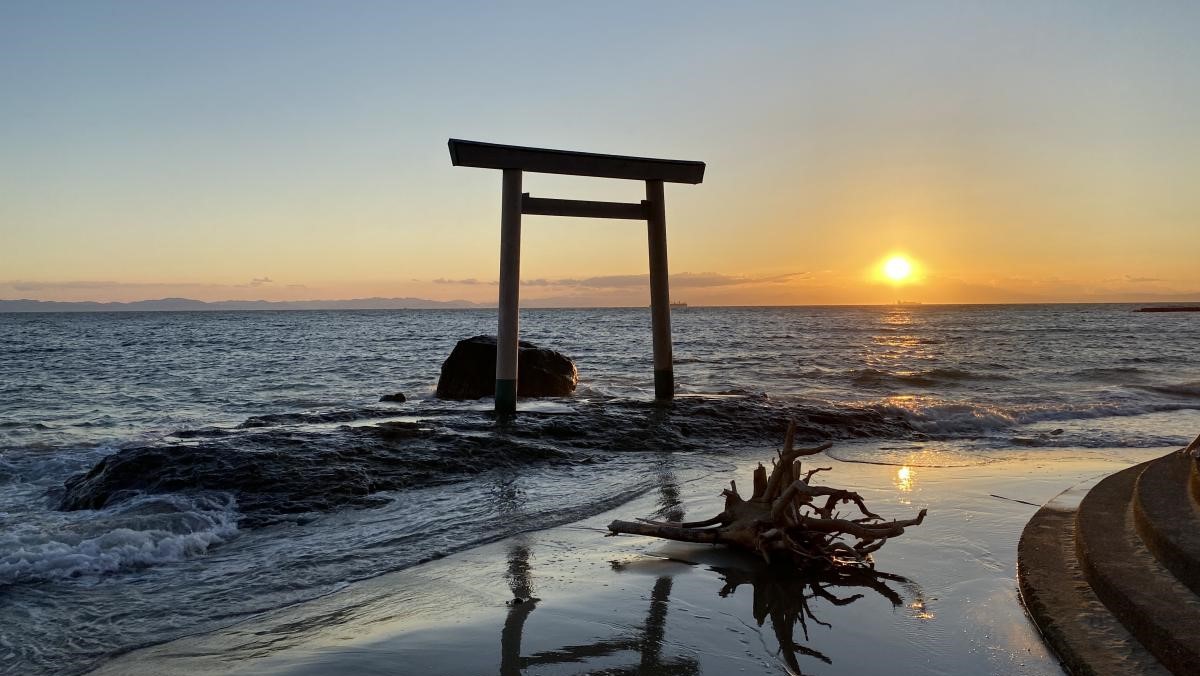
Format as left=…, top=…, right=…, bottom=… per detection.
left=0, top=492, right=239, bottom=585
left=875, top=396, right=1196, bottom=435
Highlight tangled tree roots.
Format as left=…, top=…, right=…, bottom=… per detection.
left=608, top=421, right=927, bottom=568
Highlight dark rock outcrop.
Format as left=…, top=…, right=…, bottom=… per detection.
left=58, top=395, right=917, bottom=528
left=435, top=335, right=578, bottom=400
left=379, top=392, right=406, bottom=403
left=57, top=423, right=572, bottom=526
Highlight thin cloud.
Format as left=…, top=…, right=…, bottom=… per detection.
left=0, top=279, right=311, bottom=303
left=514, top=271, right=809, bottom=289
left=1100, top=275, right=1167, bottom=284
left=8, top=280, right=129, bottom=291
left=432, top=277, right=493, bottom=286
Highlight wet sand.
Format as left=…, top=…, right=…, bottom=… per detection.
left=89, top=447, right=1169, bottom=676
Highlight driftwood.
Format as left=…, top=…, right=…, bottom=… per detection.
left=608, top=421, right=927, bottom=568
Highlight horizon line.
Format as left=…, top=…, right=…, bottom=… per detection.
left=3, top=296, right=1199, bottom=313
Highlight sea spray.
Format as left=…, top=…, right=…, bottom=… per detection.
left=1, top=492, right=239, bottom=585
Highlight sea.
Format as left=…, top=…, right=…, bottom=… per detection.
left=2, top=305, right=1199, bottom=676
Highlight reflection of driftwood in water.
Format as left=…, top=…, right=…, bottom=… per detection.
left=715, top=563, right=914, bottom=675
left=610, top=421, right=926, bottom=567
left=640, top=576, right=673, bottom=674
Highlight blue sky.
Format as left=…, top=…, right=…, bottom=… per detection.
left=2, top=1, right=1198, bottom=304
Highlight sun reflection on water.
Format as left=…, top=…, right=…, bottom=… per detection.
left=894, top=465, right=915, bottom=492
left=882, top=309, right=914, bottom=326
left=909, top=598, right=936, bottom=621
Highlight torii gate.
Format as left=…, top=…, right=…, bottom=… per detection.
left=448, top=139, right=706, bottom=413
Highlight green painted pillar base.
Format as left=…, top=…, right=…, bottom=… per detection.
left=495, top=378, right=517, bottom=414
left=654, top=368, right=674, bottom=400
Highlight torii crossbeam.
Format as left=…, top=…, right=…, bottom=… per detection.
left=448, top=139, right=706, bottom=413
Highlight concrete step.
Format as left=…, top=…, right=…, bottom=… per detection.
left=1193, top=459, right=1200, bottom=508
left=1133, top=452, right=1200, bottom=596
left=1076, top=460, right=1200, bottom=676
left=1018, top=474, right=1170, bottom=676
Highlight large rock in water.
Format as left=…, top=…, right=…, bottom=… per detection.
left=436, top=335, right=578, bottom=399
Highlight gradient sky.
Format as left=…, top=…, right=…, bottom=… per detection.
left=2, top=1, right=1198, bottom=305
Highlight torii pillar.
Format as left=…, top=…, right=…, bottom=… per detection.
left=448, top=139, right=706, bottom=413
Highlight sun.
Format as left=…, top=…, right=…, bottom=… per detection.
left=883, top=255, right=913, bottom=282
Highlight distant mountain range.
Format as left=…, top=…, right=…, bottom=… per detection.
left=0, top=297, right=487, bottom=312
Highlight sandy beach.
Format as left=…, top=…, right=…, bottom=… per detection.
left=88, top=445, right=1170, bottom=676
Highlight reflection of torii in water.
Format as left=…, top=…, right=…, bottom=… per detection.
left=505, top=573, right=698, bottom=676
left=498, top=460, right=697, bottom=675
left=499, top=540, right=697, bottom=675
left=499, top=539, right=537, bottom=676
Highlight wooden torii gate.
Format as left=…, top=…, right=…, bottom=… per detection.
left=448, top=139, right=706, bottom=413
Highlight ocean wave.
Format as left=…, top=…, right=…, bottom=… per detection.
left=871, top=396, right=1199, bottom=436
left=1130, top=381, right=1200, bottom=399
left=0, top=457, right=19, bottom=485
left=1120, top=354, right=1189, bottom=365
left=1069, top=366, right=1150, bottom=382
left=849, top=367, right=1014, bottom=389
left=825, top=445, right=992, bottom=467
left=870, top=399, right=1016, bottom=434
left=0, top=421, right=50, bottom=430
left=1008, top=431, right=1187, bottom=449
left=237, top=409, right=401, bottom=428
left=0, top=492, right=238, bottom=585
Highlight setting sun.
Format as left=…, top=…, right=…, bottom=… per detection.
left=883, top=256, right=914, bottom=282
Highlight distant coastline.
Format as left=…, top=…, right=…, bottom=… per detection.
left=1135, top=305, right=1200, bottom=313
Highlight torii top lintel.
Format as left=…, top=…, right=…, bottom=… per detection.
left=447, top=139, right=706, bottom=184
